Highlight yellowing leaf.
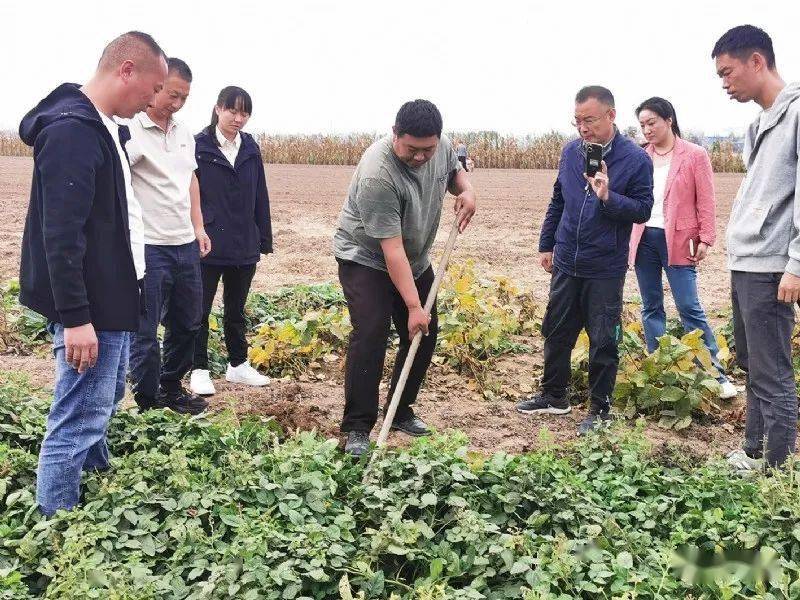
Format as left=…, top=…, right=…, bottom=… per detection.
left=716, top=333, right=731, bottom=364
left=681, top=329, right=705, bottom=350
left=276, top=324, right=298, bottom=343
left=454, top=276, right=473, bottom=295
left=459, top=294, right=477, bottom=309
left=625, top=321, right=643, bottom=335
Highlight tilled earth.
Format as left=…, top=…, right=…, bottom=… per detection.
left=0, top=157, right=749, bottom=457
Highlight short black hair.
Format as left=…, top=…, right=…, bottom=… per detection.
left=712, top=25, right=775, bottom=70
left=99, top=31, right=166, bottom=70
left=394, top=99, right=443, bottom=138
left=575, top=86, right=615, bottom=108
left=167, top=57, right=192, bottom=83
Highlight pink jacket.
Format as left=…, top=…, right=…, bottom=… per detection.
left=629, top=137, right=716, bottom=267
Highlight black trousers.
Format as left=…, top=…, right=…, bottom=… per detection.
left=458, top=156, right=468, bottom=172
left=193, top=263, right=257, bottom=369
left=541, top=267, right=624, bottom=410
left=338, top=259, right=438, bottom=432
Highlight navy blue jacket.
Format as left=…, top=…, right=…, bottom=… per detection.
left=539, top=131, right=653, bottom=279
left=18, top=83, right=140, bottom=330
left=195, top=128, right=273, bottom=266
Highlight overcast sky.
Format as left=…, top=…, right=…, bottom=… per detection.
left=1, top=0, right=798, bottom=137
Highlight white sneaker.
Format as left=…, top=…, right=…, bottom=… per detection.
left=719, top=380, right=739, bottom=400
left=189, top=369, right=216, bottom=396
left=226, top=362, right=270, bottom=387
left=726, top=449, right=764, bottom=476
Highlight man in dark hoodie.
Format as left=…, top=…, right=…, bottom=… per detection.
left=712, top=25, right=800, bottom=473
left=19, top=31, right=168, bottom=515
left=516, top=86, right=653, bottom=436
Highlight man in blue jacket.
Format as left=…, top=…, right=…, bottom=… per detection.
left=517, top=86, right=653, bottom=435
left=18, top=32, right=168, bottom=515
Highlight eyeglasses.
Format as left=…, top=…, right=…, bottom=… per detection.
left=571, top=110, right=610, bottom=128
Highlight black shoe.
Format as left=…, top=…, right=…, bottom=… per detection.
left=344, top=431, right=370, bottom=457
left=390, top=415, right=431, bottom=437
left=154, top=386, right=208, bottom=416
left=577, top=410, right=612, bottom=436
left=516, top=393, right=571, bottom=415
left=134, top=393, right=157, bottom=413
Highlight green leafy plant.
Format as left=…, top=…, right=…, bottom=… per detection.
left=0, top=279, right=49, bottom=355
left=213, top=266, right=542, bottom=384
left=572, top=322, right=722, bottom=429
left=248, top=306, right=351, bottom=377
left=246, top=284, right=346, bottom=326
left=2, top=373, right=799, bottom=598
left=436, top=261, right=539, bottom=382
left=614, top=329, right=722, bottom=429
left=204, top=284, right=348, bottom=377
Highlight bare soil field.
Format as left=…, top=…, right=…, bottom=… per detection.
left=0, top=157, right=748, bottom=457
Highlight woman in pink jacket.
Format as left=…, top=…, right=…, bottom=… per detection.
left=629, top=97, right=737, bottom=399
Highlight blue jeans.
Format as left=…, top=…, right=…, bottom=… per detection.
left=36, top=323, right=130, bottom=515
left=130, top=242, right=202, bottom=401
left=634, top=227, right=727, bottom=382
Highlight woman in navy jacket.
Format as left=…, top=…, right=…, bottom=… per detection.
left=190, top=86, right=273, bottom=395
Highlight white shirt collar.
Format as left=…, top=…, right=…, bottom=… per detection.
left=92, top=103, right=116, bottom=128
left=216, top=126, right=241, bottom=149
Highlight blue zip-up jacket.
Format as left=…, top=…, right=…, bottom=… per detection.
left=195, top=127, right=273, bottom=266
left=539, top=131, right=653, bottom=279
left=18, top=83, right=141, bottom=330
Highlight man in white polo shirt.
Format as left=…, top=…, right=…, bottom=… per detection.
left=127, top=58, right=211, bottom=414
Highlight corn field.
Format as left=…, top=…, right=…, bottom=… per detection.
left=0, top=129, right=747, bottom=172
left=446, top=131, right=568, bottom=169
left=0, top=132, right=27, bottom=157
left=256, top=133, right=376, bottom=166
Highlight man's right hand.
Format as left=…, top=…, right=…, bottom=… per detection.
left=539, top=251, right=553, bottom=273
left=778, top=272, right=800, bottom=303
left=407, top=305, right=431, bottom=339
left=196, top=227, right=212, bottom=257
left=64, top=323, right=98, bottom=373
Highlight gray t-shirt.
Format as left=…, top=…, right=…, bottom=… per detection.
left=456, top=143, right=467, bottom=157
left=333, top=134, right=461, bottom=278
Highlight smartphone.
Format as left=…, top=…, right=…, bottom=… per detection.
left=689, top=239, right=696, bottom=258
left=585, top=143, right=603, bottom=177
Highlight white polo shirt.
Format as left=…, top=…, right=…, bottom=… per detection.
left=126, top=112, right=198, bottom=246
left=95, top=108, right=146, bottom=280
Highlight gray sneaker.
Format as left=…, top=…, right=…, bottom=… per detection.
left=726, top=449, right=764, bottom=476
left=344, top=431, right=370, bottom=457
left=390, top=415, right=431, bottom=437
left=577, top=411, right=612, bottom=436
left=516, top=393, right=571, bottom=415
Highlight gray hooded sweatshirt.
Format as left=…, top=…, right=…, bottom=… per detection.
left=727, top=82, right=800, bottom=275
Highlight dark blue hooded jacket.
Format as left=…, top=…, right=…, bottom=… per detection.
left=18, top=83, right=140, bottom=330
left=539, top=131, right=654, bottom=279
left=194, top=128, right=272, bottom=266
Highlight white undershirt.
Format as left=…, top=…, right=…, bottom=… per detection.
left=97, top=109, right=146, bottom=280
left=645, top=163, right=670, bottom=229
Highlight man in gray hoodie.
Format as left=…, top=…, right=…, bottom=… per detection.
left=712, top=25, right=800, bottom=471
